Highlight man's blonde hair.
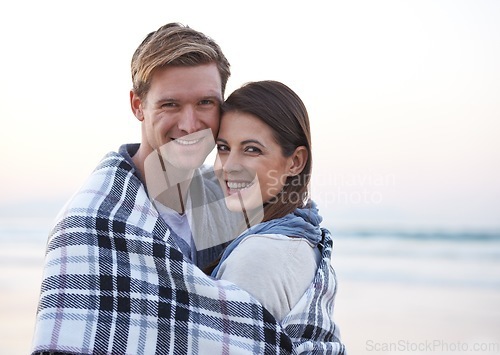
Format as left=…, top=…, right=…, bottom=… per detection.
left=131, top=23, right=230, bottom=100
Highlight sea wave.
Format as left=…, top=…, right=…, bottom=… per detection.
left=331, top=228, right=500, bottom=241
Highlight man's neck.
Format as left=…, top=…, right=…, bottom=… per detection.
left=132, top=145, right=195, bottom=214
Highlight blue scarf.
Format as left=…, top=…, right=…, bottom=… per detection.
left=211, top=201, right=323, bottom=277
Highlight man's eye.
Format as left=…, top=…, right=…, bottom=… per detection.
left=199, top=99, right=214, bottom=105
left=161, top=102, right=177, bottom=108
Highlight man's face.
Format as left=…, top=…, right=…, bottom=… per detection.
left=134, top=63, right=222, bottom=171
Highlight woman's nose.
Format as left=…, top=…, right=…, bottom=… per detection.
left=221, top=151, right=242, bottom=174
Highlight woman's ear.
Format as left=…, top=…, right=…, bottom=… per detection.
left=287, top=146, right=308, bottom=176
left=130, top=90, right=144, bottom=121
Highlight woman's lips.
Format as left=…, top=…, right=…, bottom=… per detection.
left=226, top=180, right=255, bottom=195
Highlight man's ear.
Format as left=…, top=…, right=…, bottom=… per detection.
left=287, top=146, right=308, bottom=176
left=130, top=90, right=144, bottom=121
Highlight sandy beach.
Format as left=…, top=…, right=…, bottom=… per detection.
left=335, top=281, right=500, bottom=354
left=1, top=260, right=44, bottom=354
left=2, top=266, right=500, bottom=354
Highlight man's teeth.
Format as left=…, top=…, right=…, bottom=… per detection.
left=174, top=138, right=201, bottom=145
left=227, top=181, right=253, bottom=190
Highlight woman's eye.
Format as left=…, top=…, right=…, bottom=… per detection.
left=216, top=144, right=229, bottom=152
left=245, top=146, right=262, bottom=154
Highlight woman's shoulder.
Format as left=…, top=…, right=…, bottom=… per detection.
left=240, top=233, right=316, bottom=246
left=216, top=233, right=320, bottom=320
left=239, top=233, right=318, bottom=256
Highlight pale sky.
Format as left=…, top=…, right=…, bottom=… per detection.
left=1, top=0, right=499, bottom=230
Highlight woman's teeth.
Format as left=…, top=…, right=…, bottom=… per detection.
left=227, top=181, right=254, bottom=190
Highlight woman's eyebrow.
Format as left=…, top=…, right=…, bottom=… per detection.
left=241, top=139, right=266, bottom=148
left=216, top=138, right=265, bottom=148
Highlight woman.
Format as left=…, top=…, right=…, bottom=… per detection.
left=210, top=81, right=344, bottom=353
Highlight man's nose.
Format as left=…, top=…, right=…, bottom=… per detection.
left=177, top=106, right=201, bottom=133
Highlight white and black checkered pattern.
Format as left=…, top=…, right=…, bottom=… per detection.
left=31, top=151, right=345, bottom=354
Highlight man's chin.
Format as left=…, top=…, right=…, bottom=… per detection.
left=168, top=156, right=207, bottom=171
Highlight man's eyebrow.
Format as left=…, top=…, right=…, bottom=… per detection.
left=154, top=97, right=177, bottom=104
left=200, top=95, right=223, bottom=104
left=154, top=95, right=222, bottom=104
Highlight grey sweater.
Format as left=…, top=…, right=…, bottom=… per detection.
left=216, top=233, right=320, bottom=321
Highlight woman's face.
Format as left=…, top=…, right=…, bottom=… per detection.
left=214, top=111, right=295, bottom=212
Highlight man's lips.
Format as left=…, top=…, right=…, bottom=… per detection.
left=171, top=136, right=205, bottom=145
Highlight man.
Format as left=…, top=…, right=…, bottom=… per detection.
left=31, top=23, right=345, bottom=354
left=127, top=22, right=242, bottom=268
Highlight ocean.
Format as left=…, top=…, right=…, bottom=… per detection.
left=0, top=218, right=50, bottom=292
left=1, top=217, right=499, bottom=291
left=330, top=227, right=500, bottom=290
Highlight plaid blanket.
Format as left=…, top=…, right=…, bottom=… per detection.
left=31, top=151, right=345, bottom=354
left=280, top=228, right=345, bottom=354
